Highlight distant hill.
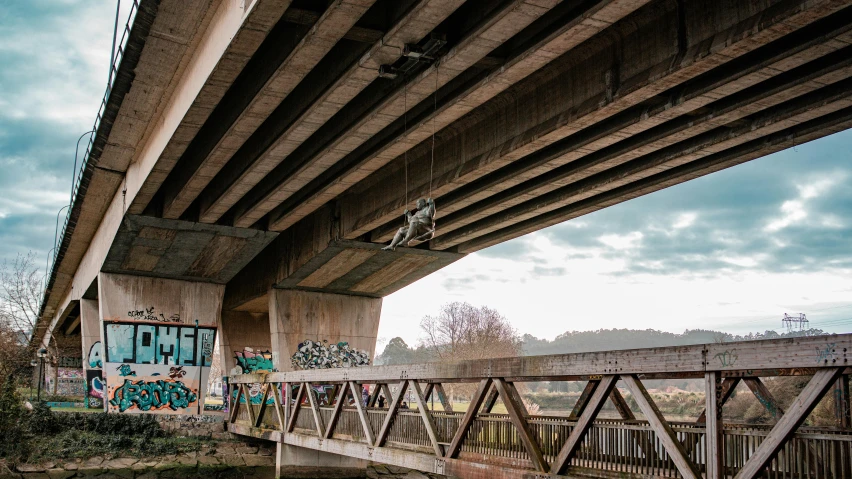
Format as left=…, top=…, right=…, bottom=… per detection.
left=521, top=328, right=827, bottom=356
left=376, top=328, right=827, bottom=365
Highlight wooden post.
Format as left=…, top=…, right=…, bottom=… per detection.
left=481, top=384, right=499, bottom=413
left=494, top=379, right=547, bottom=472
left=705, top=372, right=724, bottom=479
left=286, top=383, right=305, bottom=433
left=622, top=375, right=701, bottom=479
left=349, top=381, right=375, bottom=445
left=375, top=380, right=408, bottom=447
left=552, top=375, right=618, bottom=474
left=255, top=383, right=271, bottom=428
left=434, top=383, right=453, bottom=412
left=305, top=382, right=326, bottom=438
left=735, top=368, right=843, bottom=478
left=609, top=388, right=635, bottom=420
left=411, top=381, right=443, bottom=457
left=569, top=380, right=598, bottom=419
left=743, top=377, right=784, bottom=421
left=446, top=378, right=492, bottom=459
left=271, top=383, right=286, bottom=431
left=697, top=377, right=740, bottom=423
left=244, top=384, right=258, bottom=426
left=229, top=383, right=243, bottom=424
left=834, top=375, right=850, bottom=428
left=284, top=382, right=291, bottom=430
left=325, top=383, right=349, bottom=438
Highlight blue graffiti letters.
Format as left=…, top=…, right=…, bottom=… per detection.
left=88, top=342, right=103, bottom=369
left=109, top=379, right=198, bottom=412
left=104, top=322, right=216, bottom=366
left=116, top=364, right=136, bottom=377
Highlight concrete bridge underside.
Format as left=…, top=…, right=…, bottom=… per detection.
left=30, top=0, right=852, bottom=455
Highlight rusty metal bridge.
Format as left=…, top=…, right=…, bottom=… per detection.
left=228, top=333, right=852, bottom=478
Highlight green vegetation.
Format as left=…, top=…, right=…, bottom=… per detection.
left=0, top=377, right=210, bottom=465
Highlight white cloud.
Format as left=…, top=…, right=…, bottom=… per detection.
left=765, top=199, right=807, bottom=232
left=764, top=174, right=844, bottom=232
left=672, top=212, right=697, bottom=229
left=598, top=231, right=643, bottom=250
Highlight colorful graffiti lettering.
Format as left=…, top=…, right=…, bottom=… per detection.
left=234, top=349, right=274, bottom=373
left=291, top=339, right=370, bottom=369
left=116, top=364, right=136, bottom=377
left=104, top=322, right=216, bottom=366
left=88, top=342, right=103, bottom=369
left=169, top=366, right=187, bottom=379
left=816, top=343, right=837, bottom=363
left=109, top=379, right=198, bottom=412
left=86, top=369, right=105, bottom=409
left=58, top=368, right=83, bottom=379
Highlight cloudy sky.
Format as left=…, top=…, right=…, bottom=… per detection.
left=2, top=2, right=851, bottom=349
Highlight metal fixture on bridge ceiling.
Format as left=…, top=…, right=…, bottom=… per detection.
left=378, top=33, right=447, bottom=80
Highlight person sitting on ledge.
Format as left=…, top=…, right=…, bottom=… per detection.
left=382, top=198, right=436, bottom=251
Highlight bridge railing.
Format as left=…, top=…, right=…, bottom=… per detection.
left=228, top=333, right=852, bottom=478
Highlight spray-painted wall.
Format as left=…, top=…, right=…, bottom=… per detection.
left=98, top=273, right=223, bottom=415
left=80, top=299, right=104, bottom=409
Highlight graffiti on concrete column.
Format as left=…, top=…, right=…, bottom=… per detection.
left=109, top=378, right=198, bottom=412
left=234, top=349, right=274, bottom=373
left=291, top=339, right=370, bottom=369
left=57, top=368, right=86, bottom=396
left=103, top=319, right=215, bottom=415
left=104, top=322, right=216, bottom=366
left=87, top=370, right=104, bottom=409
left=116, top=364, right=136, bottom=377
left=231, top=348, right=275, bottom=405
left=88, top=342, right=103, bottom=369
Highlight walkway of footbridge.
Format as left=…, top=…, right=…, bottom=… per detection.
left=228, top=333, right=852, bottom=478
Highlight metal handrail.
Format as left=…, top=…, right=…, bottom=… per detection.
left=46, top=0, right=140, bottom=294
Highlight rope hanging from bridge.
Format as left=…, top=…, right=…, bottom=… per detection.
left=385, top=62, right=440, bottom=250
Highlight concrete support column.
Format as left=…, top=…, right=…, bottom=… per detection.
left=275, top=442, right=367, bottom=479
left=268, top=289, right=382, bottom=372
left=219, top=310, right=273, bottom=414
left=80, top=298, right=105, bottom=409
left=98, top=272, right=224, bottom=414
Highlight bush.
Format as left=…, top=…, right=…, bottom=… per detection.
left=0, top=387, right=205, bottom=465
left=0, top=376, right=29, bottom=461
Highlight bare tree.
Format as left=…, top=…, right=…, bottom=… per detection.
left=420, top=302, right=523, bottom=406
left=0, top=252, right=42, bottom=336
left=0, top=252, right=43, bottom=381
left=420, top=302, right=522, bottom=362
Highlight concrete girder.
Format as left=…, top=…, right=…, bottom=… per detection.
left=455, top=103, right=852, bottom=252
left=37, top=0, right=217, bottom=338
left=259, top=0, right=654, bottom=232
left=346, top=0, right=852, bottom=243
left=432, top=78, right=852, bottom=249
left=128, top=0, right=293, bottom=215
left=200, top=0, right=469, bottom=227
left=160, top=0, right=378, bottom=220
left=431, top=43, right=852, bottom=240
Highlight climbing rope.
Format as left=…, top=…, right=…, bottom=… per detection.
left=403, top=78, right=408, bottom=226
left=430, top=62, right=438, bottom=198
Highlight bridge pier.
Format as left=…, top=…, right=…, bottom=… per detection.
left=268, top=289, right=382, bottom=371
left=97, top=272, right=223, bottom=414
left=276, top=443, right=367, bottom=479
left=79, top=298, right=103, bottom=410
